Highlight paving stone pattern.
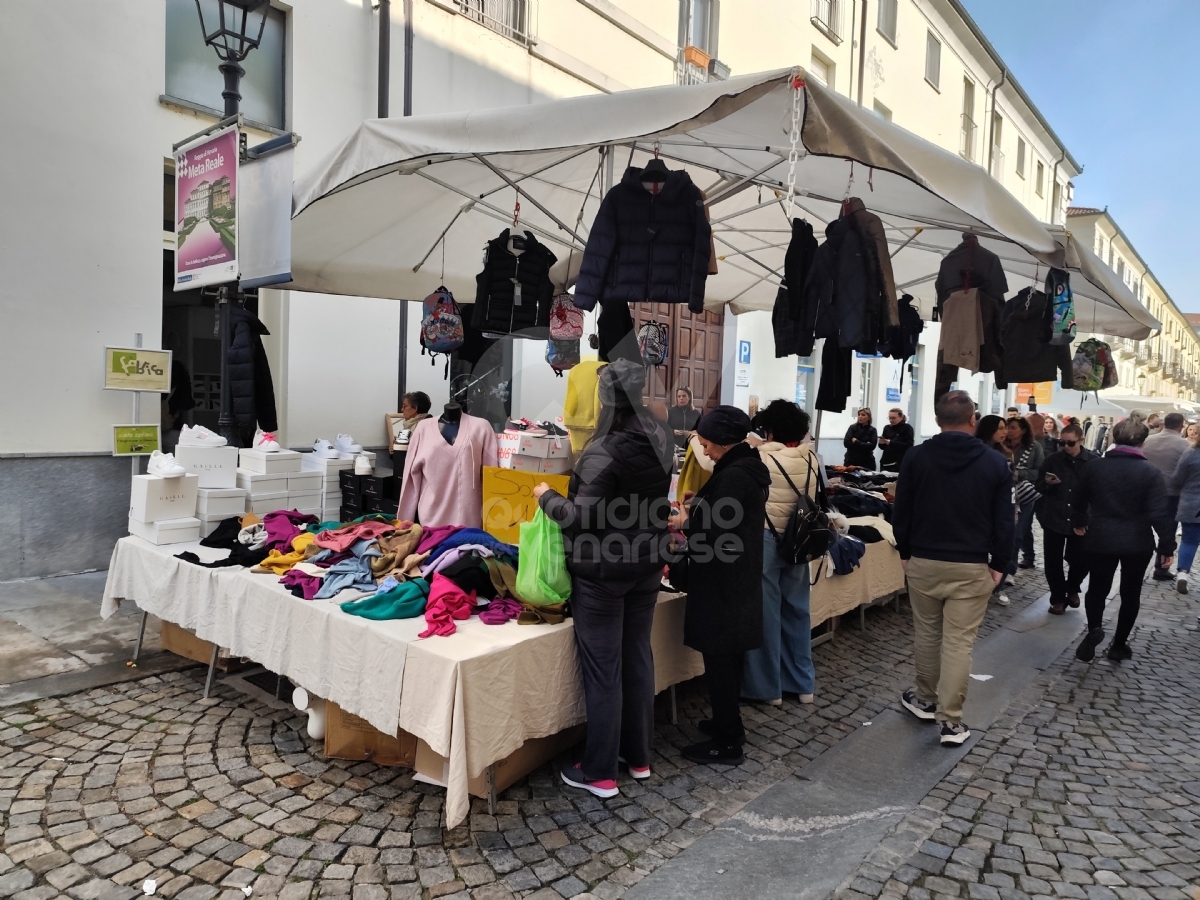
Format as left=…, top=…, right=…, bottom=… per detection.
left=0, top=547, right=1148, bottom=900
left=832, top=574, right=1200, bottom=900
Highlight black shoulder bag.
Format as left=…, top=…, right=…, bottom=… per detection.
left=766, top=453, right=832, bottom=568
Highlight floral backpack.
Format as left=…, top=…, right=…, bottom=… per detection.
left=1044, top=268, right=1077, bottom=346
left=549, top=293, right=584, bottom=340
left=1071, top=338, right=1117, bottom=392
left=419, top=286, right=464, bottom=376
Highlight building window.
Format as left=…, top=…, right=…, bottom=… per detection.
left=872, top=99, right=892, bottom=122
left=960, top=78, right=975, bottom=160
left=877, top=0, right=898, bottom=45
left=989, top=113, right=1004, bottom=180
left=681, top=0, right=719, bottom=56
left=1035, top=160, right=1045, bottom=197
left=1015, top=137, right=1026, bottom=178
left=859, top=363, right=873, bottom=411
left=165, top=0, right=287, bottom=130
left=1051, top=181, right=1062, bottom=224
left=458, top=0, right=532, bottom=45
left=925, top=31, right=941, bottom=90
left=1117, top=258, right=1125, bottom=280
left=810, top=49, right=834, bottom=89
left=811, top=0, right=845, bottom=43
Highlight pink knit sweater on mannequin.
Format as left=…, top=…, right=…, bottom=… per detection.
left=396, top=415, right=498, bottom=528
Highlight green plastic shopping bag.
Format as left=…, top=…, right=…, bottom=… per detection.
left=515, top=508, right=572, bottom=605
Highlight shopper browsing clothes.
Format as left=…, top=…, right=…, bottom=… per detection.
left=534, top=360, right=673, bottom=797
left=1142, top=412, right=1189, bottom=582
left=1070, top=419, right=1175, bottom=662
left=1005, top=417, right=1044, bottom=570
left=879, top=408, right=914, bottom=471
left=1035, top=424, right=1095, bottom=615
left=894, top=391, right=1013, bottom=745
left=667, top=386, right=702, bottom=451
left=673, top=405, right=770, bottom=765
left=1168, top=427, right=1200, bottom=599
left=844, top=407, right=878, bottom=469
left=742, top=400, right=819, bottom=706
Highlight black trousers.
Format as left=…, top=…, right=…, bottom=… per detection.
left=1043, top=529, right=1089, bottom=605
left=702, top=651, right=746, bottom=748
left=570, top=570, right=662, bottom=781
left=1153, top=496, right=1180, bottom=576
left=1084, top=551, right=1152, bottom=648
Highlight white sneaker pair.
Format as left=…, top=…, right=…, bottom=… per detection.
left=177, top=424, right=228, bottom=448
left=253, top=429, right=281, bottom=452
left=313, top=435, right=362, bottom=460
left=147, top=449, right=186, bottom=478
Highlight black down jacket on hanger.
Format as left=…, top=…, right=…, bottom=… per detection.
left=473, top=229, right=557, bottom=337
left=771, top=218, right=819, bottom=357
left=573, top=165, right=712, bottom=313
left=801, top=217, right=876, bottom=351
left=996, top=288, right=1072, bottom=388
left=227, top=306, right=278, bottom=432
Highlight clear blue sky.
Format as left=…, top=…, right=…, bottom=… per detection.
left=961, top=0, right=1200, bottom=313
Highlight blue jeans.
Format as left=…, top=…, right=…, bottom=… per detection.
left=1177, top=522, right=1200, bottom=573
left=743, top=530, right=816, bottom=700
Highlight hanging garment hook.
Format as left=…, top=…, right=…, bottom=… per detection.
left=868, top=166, right=874, bottom=192
left=653, top=140, right=661, bottom=159
left=511, top=189, right=520, bottom=228
left=785, top=70, right=803, bottom=221
left=842, top=161, right=855, bottom=216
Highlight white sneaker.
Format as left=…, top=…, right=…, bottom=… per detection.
left=253, top=429, right=281, bottom=452
left=996, top=592, right=1010, bottom=606
left=394, top=429, right=412, bottom=447
left=335, top=433, right=362, bottom=459
left=354, top=453, right=373, bottom=475
left=313, top=439, right=339, bottom=459
left=177, top=424, right=228, bottom=448
left=1177, top=572, right=1188, bottom=594
left=147, top=449, right=186, bottom=478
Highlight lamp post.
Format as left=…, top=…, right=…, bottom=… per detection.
left=193, top=0, right=269, bottom=445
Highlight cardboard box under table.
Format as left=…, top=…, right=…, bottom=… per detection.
left=100, top=537, right=703, bottom=828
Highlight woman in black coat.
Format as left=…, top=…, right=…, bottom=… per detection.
left=674, top=406, right=770, bottom=766
left=879, top=408, right=914, bottom=471
left=844, top=407, right=878, bottom=469
left=667, top=386, right=702, bottom=451
left=1070, top=419, right=1176, bottom=662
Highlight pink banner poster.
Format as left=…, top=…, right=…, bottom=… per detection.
left=175, top=126, right=238, bottom=289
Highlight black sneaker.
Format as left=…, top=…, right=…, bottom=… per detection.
left=1152, top=570, right=1173, bottom=582
left=940, top=722, right=971, bottom=745
left=1106, top=643, right=1133, bottom=661
left=901, top=689, right=937, bottom=721
left=681, top=739, right=743, bottom=766
left=1075, top=627, right=1105, bottom=661
left=696, top=719, right=715, bottom=735
left=1018, top=557, right=1035, bottom=570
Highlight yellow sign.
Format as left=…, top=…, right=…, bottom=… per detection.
left=113, top=425, right=161, bottom=456
left=104, top=347, right=172, bottom=392
left=482, top=466, right=571, bottom=545
left=1015, top=382, right=1054, bottom=405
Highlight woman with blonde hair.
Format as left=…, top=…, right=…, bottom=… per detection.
left=843, top=407, right=878, bottom=469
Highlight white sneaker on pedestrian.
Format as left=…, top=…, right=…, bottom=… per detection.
left=1177, top=571, right=1189, bottom=594
left=147, top=449, right=186, bottom=478
left=253, top=429, right=281, bottom=452
left=177, top=424, right=228, bottom=448
left=312, top=439, right=339, bottom=459
left=335, top=433, right=362, bottom=459
left=354, top=453, right=373, bottom=475
left=996, top=592, right=1010, bottom=605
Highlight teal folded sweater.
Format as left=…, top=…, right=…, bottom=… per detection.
left=340, top=578, right=430, bottom=620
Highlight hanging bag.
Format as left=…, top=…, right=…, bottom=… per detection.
left=638, top=320, right=669, bottom=366
left=765, top=452, right=832, bottom=568
left=419, top=286, right=465, bottom=377
left=545, top=338, right=581, bottom=376
left=514, top=509, right=572, bottom=605
left=1014, top=446, right=1040, bottom=506
left=1071, top=338, right=1117, bottom=392
left=549, top=292, right=584, bottom=340
left=1044, top=268, right=1076, bottom=346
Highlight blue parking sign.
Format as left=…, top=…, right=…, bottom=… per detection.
left=738, top=340, right=751, bottom=364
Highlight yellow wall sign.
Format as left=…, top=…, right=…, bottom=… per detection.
left=1015, top=382, right=1054, bottom=405
left=104, top=347, right=172, bottom=392
left=113, top=425, right=161, bottom=456
left=481, top=466, right=571, bottom=545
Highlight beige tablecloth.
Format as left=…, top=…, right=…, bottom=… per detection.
left=810, top=540, right=906, bottom=627
left=101, top=537, right=703, bottom=829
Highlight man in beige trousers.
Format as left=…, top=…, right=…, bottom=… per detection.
left=892, top=391, right=1014, bottom=745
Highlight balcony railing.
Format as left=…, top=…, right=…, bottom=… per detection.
left=960, top=114, right=976, bottom=161
left=1114, top=338, right=1137, bottom=359
left=811, top=0, right=845, bottom=43
left=1146, top=352, right=1163, bottom=373
left=676, top=59, right=709, bottom=85
left=457, top=0, right=531, bottom=45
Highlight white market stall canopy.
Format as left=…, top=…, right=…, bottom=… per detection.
left=289, top=68, right=1158, bottom=339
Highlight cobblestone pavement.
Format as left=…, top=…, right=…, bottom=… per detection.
left=832, top=574, right=1200, bottom=900
left=0, top=548, right=1108, bottom=900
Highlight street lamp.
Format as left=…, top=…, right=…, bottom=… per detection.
left=193, top=0, right=269, bottom=446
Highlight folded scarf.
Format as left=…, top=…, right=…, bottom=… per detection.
left=280, top=569, right=323, bottom=600
left=200, top=517, right=244, bottom=550
left=313, top=555, right=377, bottom=599
left=484, top=557, right=523, bottom=601
left=263, top=510, right=320, bottom=550
left=378, top=522, right=423, bottom=561
left=420, top=544, right=494, bottom=577
left=419, top=573, right=477, bottom=638
left=423, top=529, right=518, bottom=568
left=371, top=548, right=431, bottom=582
left=341, top=577, right=430, bottom=620
left=416, top=524, right=465, bottom=555
left=252, top=532, right=317, bottom=575
left=238, top=522, right=268, bottom=551
left=313, top=520, right=397, bottom=552
left=479, top=597, right=522, bottom=625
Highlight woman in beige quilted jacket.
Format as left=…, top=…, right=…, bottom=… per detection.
left=743, top=400, right=820, bottom=705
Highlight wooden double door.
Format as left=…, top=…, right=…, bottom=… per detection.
left=630, top=302, right=725, bottom=415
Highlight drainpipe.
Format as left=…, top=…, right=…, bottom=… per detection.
left=986, top=66, right=1006, bottom=176
left=856, top=0, right=867, bottom=106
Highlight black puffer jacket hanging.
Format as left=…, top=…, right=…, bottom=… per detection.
left=771, top=218, right=819, bottom=357
left=573, top=165, right=712, bottom=313
left=802, top=217, right=873, bottom=351
left=227, top=306, right=277, bottom=432
left=472, top=229, right=557, bottom=337
left=996, top=288, right=1072, bottom=388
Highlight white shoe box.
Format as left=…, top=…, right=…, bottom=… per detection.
left=301, top=453, right=355, bottom=474
left=196, top=487, right=247, bottom=517
left=296, top=507, right=322, bottom=520
left=516, top=434, right=570, bottom=459
left=249, top=491, right=289, bottom=516
left=236, top=469, right=289, bottom=496
left=130, top=474, right=200, bottom=523
left=174, top=445, right=239, bottom=488
left=322, top=473, right=341, bottom=491
left=289, top=490, right=321, bottom=509
left=197, top=514, right=229, bottom=539
left=287, top=471, right=322, bottom=492
left=510, top=454, right=572, bottom=475
left=239, top=447, right=302, bottom=474
left=129, top=515, right=201, bottom=545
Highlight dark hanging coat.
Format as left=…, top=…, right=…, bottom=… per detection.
left=472, top=230, right=557, bottom=337
left=682, top=442, right=771, bottom=655
left=771, top=218, right=819, bottom=357
left=227, top=306, right=277, bottom=432
left=843, top=197, right=899, bottom=330
left=884, top=294, right=924, bottom=361
left=573, top=165, right=713, bottom=313
left=802, top=217, right=872, bottom=350
left=996, top=288, right=1072, bottom=388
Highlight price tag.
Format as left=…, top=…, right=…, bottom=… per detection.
left=512, top=279, right=522, bottom=306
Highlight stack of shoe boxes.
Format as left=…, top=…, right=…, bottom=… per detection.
left=287, top=471, right=322, bottom=519
left=510, top=433, right=572, bottom=475
left=300, top=451, right=375, bottom=521
left=341, top=471, right=398, bottom=520
left=128, top=473, right=201, bottom=544
left=176, top=445, right=245, bottom=537
left=237, top=447, right=301, bottom=516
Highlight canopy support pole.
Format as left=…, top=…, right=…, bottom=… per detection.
left=413, top=205, right=470, bottom=273
left=890, top=227, right=924, bottom=258
left=473, top=154, right=587, bottom=245
left=702, top=158, right=787, bottom=207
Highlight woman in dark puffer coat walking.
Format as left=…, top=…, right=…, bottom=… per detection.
left=673, top=406, right=770, bottom=766
left=1070, top=419, right=1176, bottom=662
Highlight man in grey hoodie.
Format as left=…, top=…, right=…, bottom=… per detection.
left=1142, top=412, right=1189, bottom=580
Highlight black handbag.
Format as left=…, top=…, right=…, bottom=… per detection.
left=766, top=454, right=831, bottom=566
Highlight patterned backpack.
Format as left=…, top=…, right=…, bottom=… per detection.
left=1071, top=338, right=1118, bottom=392
left=545, top=339, right=581, bottom=376
left=549, top=293, right=584, bottom=340
left=637, top=320, right=669, bottom=366
left=419, top=287, right=464, bottom=373
left=1044, top=268, right=1076, bottom=346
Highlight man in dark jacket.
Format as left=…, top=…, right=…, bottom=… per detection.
left=1141, top=412, right=1189, bottom=581
left=1035, top=424, right=1095, bottom=614
left=894, top=390, right=1013, bottom=746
